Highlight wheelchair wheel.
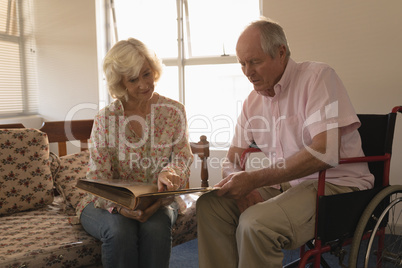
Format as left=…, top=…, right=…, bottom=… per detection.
left=349, top=185, right=402, bottom=268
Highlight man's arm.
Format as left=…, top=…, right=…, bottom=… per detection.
left=221, top=146, right=247, bottom=179
left=217, top=128, right=341, bottom=200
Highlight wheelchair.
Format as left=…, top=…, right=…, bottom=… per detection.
left=240, top=106, right=402, bottom=267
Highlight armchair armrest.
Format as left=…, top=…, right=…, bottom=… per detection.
left=190, top=135, right=210, bottom=187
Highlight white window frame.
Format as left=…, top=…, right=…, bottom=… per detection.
left=100, top=0, right=262, bottom=107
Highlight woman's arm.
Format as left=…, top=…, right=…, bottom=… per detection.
left=159, top=105, right=194, bottom=191
left=85, top=113, right=117, bottom=212
left=86, top=114, right=113, bottom=181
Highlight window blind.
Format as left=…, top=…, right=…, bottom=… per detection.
left=0, top=0, right=38, bottom=116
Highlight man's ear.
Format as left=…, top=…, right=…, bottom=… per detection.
left=278, top=45, right=286, bottom=58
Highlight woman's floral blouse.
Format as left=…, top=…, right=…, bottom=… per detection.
left=76, top=95, right=193, bottom=218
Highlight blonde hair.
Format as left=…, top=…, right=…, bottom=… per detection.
left=103, top=38, right=163, bottom=100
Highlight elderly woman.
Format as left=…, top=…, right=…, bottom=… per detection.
left=77, top=38, right=193, bottom=268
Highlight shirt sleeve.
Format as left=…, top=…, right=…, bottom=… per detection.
left=85, top=111, right=117, bottom=212
left=303, top=66, right=360, bottom=139
left=231, top=95, right=255, bottom=149
left=160, top=104, right=194, bottom=189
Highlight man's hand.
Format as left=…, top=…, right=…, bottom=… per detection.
left=215, top=171, right=255, bottom=199
left=236, top=190, right=264, bottom=213
left=215, top=172, right=263, bottom=212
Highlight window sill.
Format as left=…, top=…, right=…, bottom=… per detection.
left=0, top=115, right=43, bottom=129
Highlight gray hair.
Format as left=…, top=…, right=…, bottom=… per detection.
left=248, top=17, right=291, bottom=59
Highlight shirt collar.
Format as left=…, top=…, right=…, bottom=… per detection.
left=273, top=58, right=296, bottom=94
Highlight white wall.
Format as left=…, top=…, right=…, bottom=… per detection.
left=33, top=0, right=100, bottom=122
left=0, top=115, right=43, bottom=129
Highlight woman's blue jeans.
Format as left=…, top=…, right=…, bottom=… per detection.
left=80, top=202, right=178, bottom=268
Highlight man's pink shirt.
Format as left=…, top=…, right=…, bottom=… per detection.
left=232, top=58, right=374, bottom=190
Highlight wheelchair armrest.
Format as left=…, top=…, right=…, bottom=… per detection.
left=241, top=147, right=391, bottom=197
left=240, top=147, right=262, bottom=170
left=317, top=154, right=391, bottom=197
left=339, top=155, right=390, bottom=164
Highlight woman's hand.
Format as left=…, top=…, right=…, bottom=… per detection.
left=117, top=197, right=172, bottom=223
left=158, top=170, right=181, bottom=192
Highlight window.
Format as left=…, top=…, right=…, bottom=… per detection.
left=107, top=0, right=260, bottom=148
left=0, top=0, right=38, bottom=116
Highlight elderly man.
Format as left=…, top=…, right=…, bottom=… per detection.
left=196, top=18, right=373, bottom=268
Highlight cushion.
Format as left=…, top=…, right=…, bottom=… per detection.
left=53, top=151, right=89, bottom=209
left=0, top=196, right=102, bottom=267
left=0, top=128, right=54, bottom=215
